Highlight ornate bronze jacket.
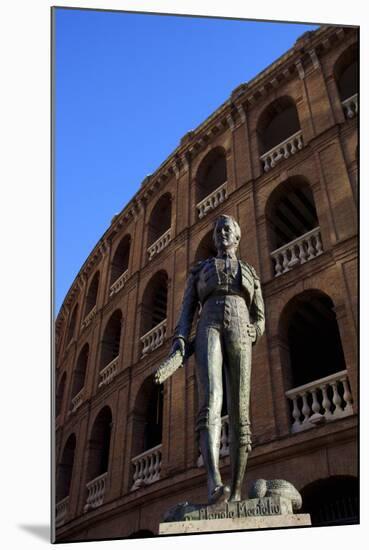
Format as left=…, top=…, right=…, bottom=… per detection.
left=174, top=257, right=265, bottom=344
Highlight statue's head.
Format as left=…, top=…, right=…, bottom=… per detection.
left=213, top=215, right=241, bottom=252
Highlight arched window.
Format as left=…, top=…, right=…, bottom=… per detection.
left=266, top=177, right=321, bottom=277
left=84, top=407, right=112, bottom=511
left=334, top=43, right=358, bottom=119
left=70, top=344, right=89, bottom=411
left=131, top=376, right=164, bottom=489
left=301, top=476, right=358, bottom=526
left=144, top=383, right=164, bottom=451
left=280, top=291, right=353, bottom=432
left=196, top=148, right=227, bottom=218
left=110, top=235, right=131, bottom=295
left=84, top=272, right=99, bottom=319
left=194, top=230, right=217, bottom=263
left=56, top=434, right=76, bottom=503
left=147, top=194, right=172, bottom=260
left=140, top=271, right=168, bottom=355
left=56, top=372, right=67, bottom=419
left=257, top=97, right=302, bottom=172
left=99, top=310, right=122, bottom=386
left=55, top=433, right=76, bottom=526
left=66, top=304, right=78, bottom=345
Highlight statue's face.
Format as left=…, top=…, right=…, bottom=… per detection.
left=214, top=218, right=239, bottom=252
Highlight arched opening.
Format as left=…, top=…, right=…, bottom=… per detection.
left=280, top=291, right=353, bottom=431
left=258, top=97, right=301, bottom=154
left=133, top=376, right=164, bottom=454
left=100, top=310, right=122, bottom=371
left=147, top=193, right=172, bottom=254
left=110, top=235, right=131, bottom=289
left=70, top=344, right=89, bottom=409
left=140, top=271, right=168, bottom=355
left=84, top=272, right=99, bottom=318
left=194, top=230, right=217, bottom=263
left=196, top=148, right=227, bottom=212
left=257, top=97, right=302, bottom=172
left=66, top=304, right=78, bottom=345
left=131, top=376, right=164, bottom=488
left=86, top=407, right=112, bottom=482
left=56, top=434, right=76, bottom=502
left=281, top=291, right=346, bottom=388
left=266, top=177, right=321, bottom=276
left=334, top=43, right=358, bottom=118
left=56, top=372, right=67, bottom=418
left=301, top=476, right=358, bottom=526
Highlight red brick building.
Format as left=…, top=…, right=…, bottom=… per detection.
left=54, top=25, right=358, bottom=541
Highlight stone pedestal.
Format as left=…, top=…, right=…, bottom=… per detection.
left=159, top=514, right=311, bottom=535
left=159, top=496, right=311, bottom=535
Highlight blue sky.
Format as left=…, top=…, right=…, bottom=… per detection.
left=54, top=8, right=318, bottom=313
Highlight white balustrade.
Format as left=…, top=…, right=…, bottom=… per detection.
left=98, top=356, right=119, bottom=388
left=131, top=444, right=162, bottom=490
left=55, top=496, right=69, bottom=527
left=260, top=130, right=303, bottom=172
left=285, top=370, right=354, bottom=433
left=342, top=93, right=358, bottom=119
left=140, top=319, right=167, bottom=356
left=84, top=472, right=108, bottom=512
left=71, top=387, right=84, bottom=413
left=196, top=182, right=228, bottom=220
left=109, top=269, right=128, bottom=297
left=198, top=415, right=229, bottom=467
left=147, top=228, right=171, bottom=261
left=271, top=227, right=323, bottom=277
left=81, top=305, right=97, bottom=330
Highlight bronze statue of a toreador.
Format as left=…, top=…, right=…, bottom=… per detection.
left=155, top=214, right=265, bottom=505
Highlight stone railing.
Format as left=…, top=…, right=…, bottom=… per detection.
left=342, top=93, right=358, bottom=119
left=84, top=472, right=108, bottom=512
left=131, top=444, right=162, bottom=490
left=140, top=319, right=167, bottom=356
left=271, top=227, right=323, bottom=277
left=70, top=387, right=84, bottom=413
left=260, top=130, right=303, bottom=172
left=81, top=305, right=97, bottom=330
left=196, top=182, right=228, bottom=220
left=285, top=370, right=354, bottom=433
left=147, top=228, right=171, bottom=261
left=55, top=496, right=69, bottom=527
left=198, top=415, right=229, bottom=466
left=109, top=269, right=128, bottom=297
left=98, top=356, right=119, bottom=388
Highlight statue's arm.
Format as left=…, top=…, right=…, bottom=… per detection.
left=173, top=267, right=200, bottom=346
left=250, top=270, right=265, bottom=344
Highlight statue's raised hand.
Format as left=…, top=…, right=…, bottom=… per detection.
left=170, top=337, right=186, bottom=357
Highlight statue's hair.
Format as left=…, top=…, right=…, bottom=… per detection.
left=213, top=215, right=241, bottom=245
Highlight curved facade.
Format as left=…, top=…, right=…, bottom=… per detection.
left=54, top=25, right=358, bottom=541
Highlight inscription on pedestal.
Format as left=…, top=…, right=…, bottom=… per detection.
left=163, top=496, right=293, bottom=523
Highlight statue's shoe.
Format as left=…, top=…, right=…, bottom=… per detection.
left=209, top=484, right=231, bottom=505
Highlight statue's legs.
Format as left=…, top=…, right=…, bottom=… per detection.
left=224, top=327, right=252, bottom=502
left=195, top=326, right=229, bottom=504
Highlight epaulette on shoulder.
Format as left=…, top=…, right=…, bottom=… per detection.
left=240, top=260, right=259, bottom=279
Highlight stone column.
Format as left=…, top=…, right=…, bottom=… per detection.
left=333, top=300, right=357, bottom=411
left=232, top=103, right=254, bottom=187
left=175, top=156, right=191, bottom=235
left=313, top=136, right=357, bottom=244
left=300, top=50, right=336, bottom=138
